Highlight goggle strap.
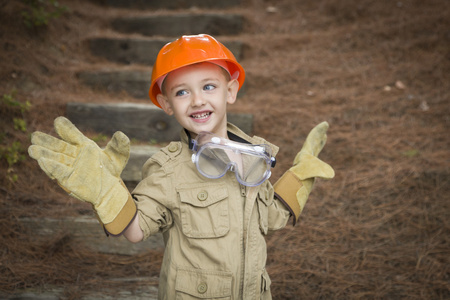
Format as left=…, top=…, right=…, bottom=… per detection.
left=187, top=130, right=197, bottom=151
left=189, top=139, right=195, bottom=150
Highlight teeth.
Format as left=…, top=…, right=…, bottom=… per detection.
left=191, top=112, right=210, bottom=119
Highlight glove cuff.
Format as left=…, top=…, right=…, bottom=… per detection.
left=103, top=192, right=137, bottom=236
left=97, top=180, right=137, bottom=236
left=273, top=170, right=303, bottom=225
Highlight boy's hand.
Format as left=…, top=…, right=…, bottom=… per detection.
left=28, top=117, right=136, bottom=233
left=274, top=122, right=334, bottom=225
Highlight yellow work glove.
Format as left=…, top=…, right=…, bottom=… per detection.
left=28, top=116, right=137, bottom=235
left=274, top=121, right=335, bottom=225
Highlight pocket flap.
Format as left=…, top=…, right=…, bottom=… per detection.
left=175, top=267, right=232, bottom=298
left=258, top=186, right=273, bottom=207
left=177, top=183, right=228, bottom=208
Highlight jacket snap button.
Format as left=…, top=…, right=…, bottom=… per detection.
left=168, top=143, right=178, bottom=152
left=197, top=282, right=207, bottom=294
left=197, top=191, right=208, bottom=201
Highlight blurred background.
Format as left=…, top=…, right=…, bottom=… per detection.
left=0, top=0, right=448, bottom=299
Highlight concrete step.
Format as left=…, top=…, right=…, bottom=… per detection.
left=88, top=37, right=244, bottom=65
left=101, top=0, right=241, bottom=9
left=66, top=102, right=253, bottom=142
left=111, top=13, right=244, bottom=37
left=20, top=217, right=164, bottom=255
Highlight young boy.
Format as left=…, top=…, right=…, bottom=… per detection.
left=28, top=34, right=334, bottom=299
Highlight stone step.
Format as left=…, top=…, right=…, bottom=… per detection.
left=66, top=102, right=253, bottom=142
left=88, top=37, right=244, bottom=65
left=101, top=0, right=241, bottom=9
left=20, top=217, right=164, bottom=255
left=77, top=68, right=247, bottom=100
left=1, top=280, right=159, bottom=299
left=78, top=69, right=151, bottom=99
left=111, top=13, right=244, bottom=37
left=122, top=145, right=160, bottom=190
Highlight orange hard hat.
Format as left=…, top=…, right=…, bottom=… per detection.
left=149, top=34, right=245, bottom=108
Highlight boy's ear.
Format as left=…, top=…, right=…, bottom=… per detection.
left=226, top=79, right=239, bottom=105
left=156, top=94, right=173, bottom=115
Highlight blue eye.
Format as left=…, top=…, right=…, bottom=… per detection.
left=176, top=90, right=188, bottom=97
left=204, top=84, right=215, bottom=91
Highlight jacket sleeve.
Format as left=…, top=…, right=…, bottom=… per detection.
left=132, top=157, right=173, bottom=240
left=265, top=181, right=291, bottom=231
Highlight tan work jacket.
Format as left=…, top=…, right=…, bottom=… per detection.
left=132, top=123, right=290, bottom=299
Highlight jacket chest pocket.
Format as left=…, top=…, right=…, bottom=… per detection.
left=177, top=183, right=230, bottom=238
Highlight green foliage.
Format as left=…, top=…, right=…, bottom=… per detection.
left=0, top=91, right=32, bottom=183
left=1, top=141, right=27, bottom=183
left=21, top=0, right=68, bottom=28
left=13, top=118, right=28, bottom=132
left=2, top=91, right=31, bottom=114
left=1, top=141, right=26, bottom=167
left=1, top=91, right=31, bottom=133
left=402, top=149, right=420, bottom=158
left=91, top=133, right=109, bottom=144
left=148, top=138, right=159, bottom=145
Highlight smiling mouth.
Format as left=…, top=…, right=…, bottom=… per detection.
left=191, top=112, right=211, bottom=119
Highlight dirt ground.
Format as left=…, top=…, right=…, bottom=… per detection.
left=0, top=0, right=449, bottom=299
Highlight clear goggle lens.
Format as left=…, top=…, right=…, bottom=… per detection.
left=191, top=132, right=275, bottom=187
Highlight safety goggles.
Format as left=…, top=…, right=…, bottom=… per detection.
left=190, top=132, right=276, bottom=187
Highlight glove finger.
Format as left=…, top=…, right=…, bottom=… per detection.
left=35, top=156, right=73, bottom=181
left=54, top=116, right=88, bottom=146
left=103, top=131, right=130, bottom=175
left=28, top=145, right=75, bottom=167
left=31, top=131, right=78, bottom=158
left=295, top=122, right=329, bottom=164
left=291, top=154, right=335, bottom=180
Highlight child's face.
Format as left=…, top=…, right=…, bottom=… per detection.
left=156, top=62, right=239, bottom=139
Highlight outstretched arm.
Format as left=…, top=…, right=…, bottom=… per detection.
left=124, top=215, right=144, bottom=243
left=274, top=122, right=335, bottom=225
left=28, top=116, right=137, bottom=236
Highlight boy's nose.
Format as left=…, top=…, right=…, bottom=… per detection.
left=191, top=92, right=206, bottom=107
